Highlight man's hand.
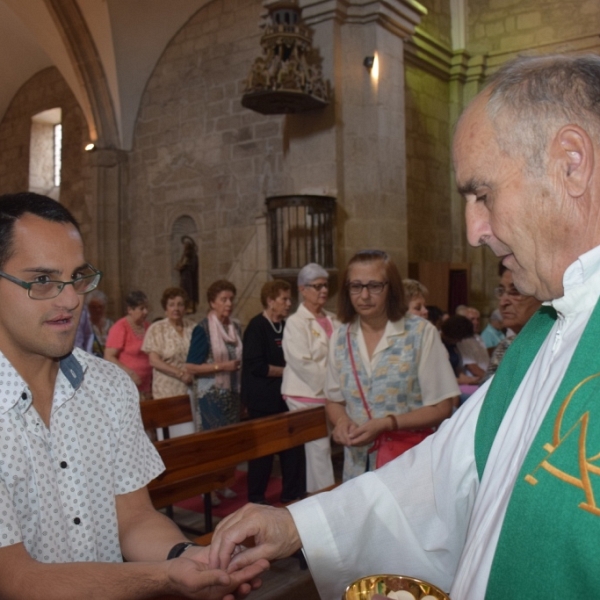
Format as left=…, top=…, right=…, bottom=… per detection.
left=166, top=546, right=268, bottom=599
left=208, top=504, right=302, bottom=572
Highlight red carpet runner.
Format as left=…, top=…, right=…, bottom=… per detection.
left=175, top=469, right=283, bottom=518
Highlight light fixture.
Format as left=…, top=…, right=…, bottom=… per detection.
left=84, top=143, right=95, bottom=152
left=363, top=56, right=375, bottom=71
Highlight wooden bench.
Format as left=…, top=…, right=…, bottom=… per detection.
left=142, top=399, right=328, bottom=532
left=140, top=394, right=194, bottom=440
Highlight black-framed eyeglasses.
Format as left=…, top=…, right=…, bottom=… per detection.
left=347, top=281, right=389, bottom=295
left=494, top=286, right=522, bottom=299
left=305, top=283, right=329, bottom=291
left=0, top=264, right=103, bottom=300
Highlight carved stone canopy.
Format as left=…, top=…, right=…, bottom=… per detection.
left=241, top=1, right=330, bottom=115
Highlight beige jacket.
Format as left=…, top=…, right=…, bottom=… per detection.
left=281, top=303, right=339, bottom=398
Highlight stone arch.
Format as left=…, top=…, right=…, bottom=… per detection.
left=44, top=0, right=119, bottom=148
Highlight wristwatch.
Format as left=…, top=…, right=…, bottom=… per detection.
left=167, top=541, right=200, bottom=559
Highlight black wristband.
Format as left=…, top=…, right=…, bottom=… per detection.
left=167, top=542, right=199, bottom=560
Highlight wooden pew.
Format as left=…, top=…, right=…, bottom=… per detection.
left=140, top=394, right=194, bottom=440
left=140, top=394, right=234, bottom=531
left=151, top=407, right=329, bottom=600
left=143, top=402, right=328, bottom=532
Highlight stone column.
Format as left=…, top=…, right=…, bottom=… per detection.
left=88, top=148, right=128, bottom=318
left=300, top=0, right=426, bottom=274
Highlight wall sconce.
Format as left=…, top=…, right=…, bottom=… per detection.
left=84, top=143, right=96, bottom=152
left=363, top=56, right=375, bottom=71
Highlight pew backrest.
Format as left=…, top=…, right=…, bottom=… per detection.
left=147, top=406, right=328, bottom=509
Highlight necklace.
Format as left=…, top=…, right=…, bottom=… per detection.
left=263, top=311, right=283, bottom=334
left=127, top=317, right=146, bottom=338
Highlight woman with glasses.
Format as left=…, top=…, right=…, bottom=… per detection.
left=484, top=264, right=541, bottom=380
left=325, top=250, right=459, bottom=480
left=86, top=290, right=113, bottom=357
left=282, top=263, right=339, bottom=493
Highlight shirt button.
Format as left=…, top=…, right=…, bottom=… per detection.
left=21, top=393, right=27, bottom=400
left=73, top=517, right=81, bottom=525
left=60, top=461, right=68, bottom=469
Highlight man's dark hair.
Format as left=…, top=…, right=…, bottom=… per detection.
left=0, top=192, right=80, bottom=269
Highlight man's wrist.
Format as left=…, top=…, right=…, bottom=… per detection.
left=167, top=542, right=200, bottom=560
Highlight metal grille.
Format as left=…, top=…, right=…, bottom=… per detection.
left=266, top=195, right=336, bottom=275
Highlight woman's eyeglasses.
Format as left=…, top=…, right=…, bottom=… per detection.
left=305, top=283, right=329, bottom=291
left=347, top=281, right=388, bottom=295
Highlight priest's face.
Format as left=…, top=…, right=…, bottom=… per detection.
left=453, top=92, right=572, bottom=302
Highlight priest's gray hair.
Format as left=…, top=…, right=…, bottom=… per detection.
left=298, top=263, right=329, bottom=287
left=486, top=54, right=600, bottom=176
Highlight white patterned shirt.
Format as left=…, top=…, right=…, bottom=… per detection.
left=0, top=348, right=164, bottom=563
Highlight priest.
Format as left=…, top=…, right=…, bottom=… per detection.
left=209, top=53, right=600, bottom=600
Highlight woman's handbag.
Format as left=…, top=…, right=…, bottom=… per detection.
left=198, top=385, right=240, bottom=430
left=346, top=327, right=433, bottom=468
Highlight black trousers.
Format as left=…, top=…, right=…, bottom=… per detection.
left=246, top=408, right=306, bottom=503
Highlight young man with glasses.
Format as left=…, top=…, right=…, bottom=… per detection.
left=0, top=193, right=266, bottom=599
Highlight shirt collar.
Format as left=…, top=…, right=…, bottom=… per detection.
left=349, top=317, right=407, bottom=339
left=0, top=350, right=85, bottom=415
left=550, top=244, right=600, bottom=317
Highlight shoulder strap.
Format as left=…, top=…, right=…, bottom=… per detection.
left=347, top=325, right=372, bottom=420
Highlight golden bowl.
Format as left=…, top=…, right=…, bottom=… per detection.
left=343, top=574, right=450, bottom=600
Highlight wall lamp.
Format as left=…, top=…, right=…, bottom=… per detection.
left=363, top=56, right=375, bottom=71
left=84, top=143, right=96, bottom=152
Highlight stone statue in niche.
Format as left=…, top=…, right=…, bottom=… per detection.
left=175, top=235, right=199, bottom=312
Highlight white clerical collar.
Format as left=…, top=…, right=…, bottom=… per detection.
left=550, top=244, right=600, bottom=316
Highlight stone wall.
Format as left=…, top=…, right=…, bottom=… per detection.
left=127, top=0, right=287, bottom=323
left=404, top=64, right=452, bottom=265
left=468, top=0, right=600, bottom=56
left=0, top=67, right=94, bottom=251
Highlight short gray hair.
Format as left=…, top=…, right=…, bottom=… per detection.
left=297, top=263, right=328, bottom=287
left=486, top=54, right=600, bottom=176
left=86, top=290, right=108, bottom=305
left=490, top=308, right=503, bottom=323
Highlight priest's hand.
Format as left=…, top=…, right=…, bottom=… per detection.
left=208, top=504, right=301, bottom=572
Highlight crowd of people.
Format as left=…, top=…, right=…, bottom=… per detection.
left=71, top=245, right=518, bottom=498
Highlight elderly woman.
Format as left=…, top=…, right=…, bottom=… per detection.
left=86, top=290, right=113, bottom=357
left=326, top=250, right=460, bottom=480
left=242, top=280, right=306, bottom=504
left=185, top=280, right=242, bottom=430
left=282, top=263, right=338, bottom=493
left=141, top=287, right=196, bottom=434
left=403, top=279, right=429, bottom=319
left=104, top=290, right=152, bottom=399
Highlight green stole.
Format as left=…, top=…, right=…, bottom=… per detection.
left=475, top=300, right=600, bottom=598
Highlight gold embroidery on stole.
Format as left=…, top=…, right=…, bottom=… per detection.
left=525, top=372, right=600, bottom=516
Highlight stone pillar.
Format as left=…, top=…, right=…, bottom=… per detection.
left=88, top=148, right=128, bottom=319
left=299, top=0, right=426, bottom=274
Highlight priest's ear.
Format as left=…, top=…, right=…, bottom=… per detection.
left=550, top=125, right=594, bottom=198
